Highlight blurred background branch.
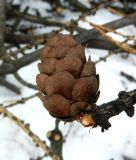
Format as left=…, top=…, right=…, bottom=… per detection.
left=0, top=0, right=136, bottom=159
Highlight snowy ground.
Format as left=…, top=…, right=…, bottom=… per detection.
left=0, top=1, right=136, bottom=160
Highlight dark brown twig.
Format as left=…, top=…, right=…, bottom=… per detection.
left=0, top=49, right=41, bottom=76
left=0, top=76, right=20, bottom=94
left=1, top=12, right=136, bottom=76
left=6, top=5, right=65, bottom=27
left=68, top=0, right=90, bottom=12
left=14, top=72, right=37, bottom=90
left=0, top=1, right=21, bottom=94
left=4, top=12, right=136, bottom=45
left=120, top=71, right=136, bottom=82
left=47, top=119, right=63, bottom=160
left=90, top=89, right=136, bottom=132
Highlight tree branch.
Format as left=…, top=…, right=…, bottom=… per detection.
left=120, top=71, right=136, bottom=82
left=1, top=13, right=136, bottom=76
left=0, top=49, right=40, bottom=76
left=0, top=77, right=20, bottom=94
left=14, top=72, right=37, bottom=90
left=75, top=12, right=136, bottom=43
left=0, top=0, right=5, bottom=56
left=0, top=1, right=21, bottom=94
left=0, top=106, right=60, bottom=160
left=90, top=89, right=136, bottom=132
left=47, top=119, right=63, bottom=160
left=1, top=89, right=136, bottom=134
left=5, top=12, right=136, bottom=46
left=6, top=5, right=65, bottom=27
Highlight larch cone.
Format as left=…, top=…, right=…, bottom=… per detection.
left=36, top=34, right=99, bottom=123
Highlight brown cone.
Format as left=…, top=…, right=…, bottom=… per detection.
left=36, top=34, right=99, bottom=119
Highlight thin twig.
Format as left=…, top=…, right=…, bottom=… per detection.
left=95, top=51, right=114, bottom=64
left=63, top=123, right=73, bottom=141
left=95, top=48, right=122, bottom=64
left=47, top=119, right=63, bottom=160
left=120, top=71, right=136, bottom=82
left=2, top=92, right=39, bottom=108
left=14, top=72, right=37, bottom=90
left=0, top=36, right=45, bottom=61
left=93, top=21, right=136, bottom=41
left=0, top=106, right=60, bottom=160
left=0, top=77, right=20, bottom=94
left=76, top=12, right=136, bottom=44
left=0, top=49, right=41, bottom=76
left=6, top=5, right=64, bottom=27
left=89, top=22, right=136, bottom=54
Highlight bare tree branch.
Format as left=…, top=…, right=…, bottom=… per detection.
left=1, top=12, right=136, bottom=76
left=90, top=89, right=136, bottom=132
left=5, top=12, right=136, bottom=47
left=0, top=77, right=20, bottom=94
left=14, top=72, right=37, bottom=90
left=0, top=49, right=40, bottom=76
left=0, top=0, right=21, bottom=94
left=6, top=4, right=65, bottom=27
left=47, top=119, right=63, bottom=160
left=75, top=12, right=136, bottom=43
left=0, top=106, right=61, bottom=160
left=120, top=71, right=136, bottom=82
left=0, top=0, right=5, bottom=56
left=1, top=89, right=136, bottom=133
